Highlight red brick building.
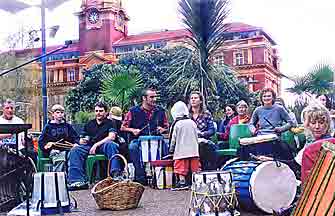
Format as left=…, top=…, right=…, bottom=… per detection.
left=23, top=0, right=281, bottom=130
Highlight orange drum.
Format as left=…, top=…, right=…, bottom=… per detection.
left=293, top=142, right=335, bottom=216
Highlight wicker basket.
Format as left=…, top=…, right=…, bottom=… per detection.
left=91, top=154, right=145, bottom=210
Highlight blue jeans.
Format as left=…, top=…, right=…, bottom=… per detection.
left=68, top=141, right=120, bottom=183
left=129, top=139, right=168, bottom=183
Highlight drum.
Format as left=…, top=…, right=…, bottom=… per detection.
left=139, top=136, right=165, bottom=163
left=239, top=134, right=278, bottom=160
left=150, top=160, right=174, bottom=189
left=223, top=161, right=297, bottom=213
left=293, top=142, right=335, bottom=216
left=0, top=146, right=36, bottom=212
left=189, top=171, right=237, bottom=216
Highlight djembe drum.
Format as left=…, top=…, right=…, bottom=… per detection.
left=189, top=171, right=237, bottom=216
left=239, top=134, right=279, bottom=160
left=0, top=146, right=36, bottom=212
left=293, top=142, right=335, bottom=216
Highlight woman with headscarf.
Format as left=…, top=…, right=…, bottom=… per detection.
left=168, top=101, right=200, bottom=190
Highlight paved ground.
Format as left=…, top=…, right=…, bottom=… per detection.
left=66, top=187, right=267, bottom=216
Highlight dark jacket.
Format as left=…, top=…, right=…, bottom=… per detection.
left=38, top=120, right=79, bottom=157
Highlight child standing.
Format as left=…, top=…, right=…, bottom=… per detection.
left=169, top=101, right=200, bottom=190
left=38, top=104, right=79, bottom=171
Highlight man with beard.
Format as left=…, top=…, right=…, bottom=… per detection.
left=67, top=102, right=121, bottom=190
left=121, top=88, right=169, bottom=185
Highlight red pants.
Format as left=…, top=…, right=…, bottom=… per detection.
left=174, top=157, right=200, bottom=176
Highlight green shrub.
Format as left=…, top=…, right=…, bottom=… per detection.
left=74, top=111, right=95, bottom=124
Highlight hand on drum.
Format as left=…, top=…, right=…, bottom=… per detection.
left=156, top=126, right=166, bottom=134
left=132, top=128, right=141, bottom=136
left=44, top=142, right=53, bottom=149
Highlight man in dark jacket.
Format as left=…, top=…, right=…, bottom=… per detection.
left=121, top=88, right=169, bottom=185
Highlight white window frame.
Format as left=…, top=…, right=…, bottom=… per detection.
left=234, top=51, right=244, bottom=66
left=214, top=54, right=225, bottom=66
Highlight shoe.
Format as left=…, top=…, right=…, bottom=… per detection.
left=68, top=181, right=89, bottom=191
left=171, top=181, right=189, bottom=191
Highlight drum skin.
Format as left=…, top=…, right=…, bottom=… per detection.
left=223, top=161, right=297, bottom=213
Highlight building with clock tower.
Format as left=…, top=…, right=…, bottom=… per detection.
left=77, top=0, right=129, bottom=55
left=12, top=0, right=282, bottom=131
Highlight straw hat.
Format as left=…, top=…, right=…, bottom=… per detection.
left=110, top=106, right=122, bottom=121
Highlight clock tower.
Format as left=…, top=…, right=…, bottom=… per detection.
left=78, top=0, right=129, bottom=55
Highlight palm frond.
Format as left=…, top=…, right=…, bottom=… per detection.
left=101, top=67, right=143, bottom=110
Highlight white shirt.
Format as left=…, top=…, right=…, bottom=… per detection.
left=0, top=115, right=25, bottom=150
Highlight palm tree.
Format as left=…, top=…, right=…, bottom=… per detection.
left=287, top=63, right=334, bottom=95
left=101, top=65, right=143, bottom=111
left=168, top=0, right=246, bottom=103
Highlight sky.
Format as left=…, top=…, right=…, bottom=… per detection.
left=0, top=0, right=334, bottom=103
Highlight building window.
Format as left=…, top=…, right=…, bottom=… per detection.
left=67, top=68, right=75, bottom=81
left=234, top=51, right=244, bottom=66
left=214, top=54, right=224, bottom=66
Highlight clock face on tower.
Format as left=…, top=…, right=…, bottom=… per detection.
left=87, top=8, right=100, bottom=24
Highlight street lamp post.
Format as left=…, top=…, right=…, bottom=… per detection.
left=41, top=0, right=48, bottom=127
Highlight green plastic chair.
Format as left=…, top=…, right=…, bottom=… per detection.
left=86, top=154, right=107, bottom=184
left=37, top=145, right=52, bottom=172
left=216, top=124, right=252, bottom=157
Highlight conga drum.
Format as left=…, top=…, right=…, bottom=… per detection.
left=223, top=160, right=297, bottom=213
left=189, top=171, right=237, bottom=216
left=139, top=136, right=165, bottom=163
left=293, top=142, right=335, bottom=216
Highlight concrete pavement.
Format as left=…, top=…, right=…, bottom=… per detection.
left=67, top=187, right=266, bottom=216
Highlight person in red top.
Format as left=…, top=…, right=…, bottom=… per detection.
left=219, top=100, right=250, bottom=141
left=301, top=104, right=333, bottom=184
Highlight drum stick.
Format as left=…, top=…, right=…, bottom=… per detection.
left=139, top=124, right=149, bottom=132
left=263, top=117, right=275, bottom=129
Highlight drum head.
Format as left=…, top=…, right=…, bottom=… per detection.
left=250, top=161, right=297, bottom=213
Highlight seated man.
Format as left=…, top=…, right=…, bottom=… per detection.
left=0, top=99, right=25, bottom=149
left=121, top=88, right=169, bottom=185
left=248, top=88, right=294, bottom=160
left=38, top=104, right=79, bottom=171
left=67, top=102, right=121, bottom=190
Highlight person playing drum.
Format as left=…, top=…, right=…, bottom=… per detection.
left=38, top=104, right=79, bottom=172
left=121, top=88, right=169, bottom=185
left=249, top=88, right=294, bottom=159
left=167, top=101, right=200, bottom=190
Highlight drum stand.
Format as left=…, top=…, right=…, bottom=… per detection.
left=0, top=124, right=32, bottom=215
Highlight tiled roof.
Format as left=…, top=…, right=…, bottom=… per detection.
left=114, top=22, right=262, bottom=46
left=113, top=29, right=190, bottom=46
left=225, top=22, right=261, bottom=33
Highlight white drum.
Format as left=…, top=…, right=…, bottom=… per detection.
left=139, top=136, right=164, bottom=162
left=223, top=160, right=297, bottom=213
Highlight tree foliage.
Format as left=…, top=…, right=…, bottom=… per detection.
left=66, top=47, right=255, bottom=119
left=177, top=0, right=231, bottom=99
